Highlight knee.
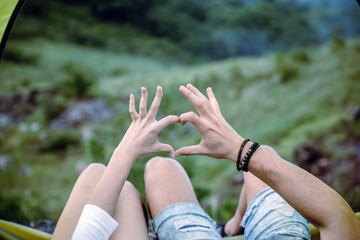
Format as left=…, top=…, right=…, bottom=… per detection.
left=122, top=181, right=140, bottom=198
left=74, top=163, right=106, bottom=192
left=144, top=157, right=179, bottom=183
left=78, top=163, right=106, bottom=182
left=261, top=145, right=280, bottom=157
left=82, top=163, right=106, bottom=176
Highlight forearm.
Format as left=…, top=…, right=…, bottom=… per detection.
left=238, top=144, right=359, bottom=236
left=234, top=184, right=247, bottom=221
left=87, top=145, right=136, bottom=215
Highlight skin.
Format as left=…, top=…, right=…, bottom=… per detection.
left=53, top=86, right=179, bottom=239
left=174, top=83, right=360, bottom=239
left=87, top=86, right=178, bottom=215
left=54, top=84, right=360, bottom=239
left=225, top=146, right=281, bottom=236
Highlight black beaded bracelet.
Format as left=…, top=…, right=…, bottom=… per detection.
left=236, top=138, right=250, bottom=171
left=240, top=141, right=260, bottom=172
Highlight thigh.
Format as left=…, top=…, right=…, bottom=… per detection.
left=110, top=181, right=149, bottom=240
left=144, top=157, right=199, bottom=218
left=52, top=163, right=106, bottom=240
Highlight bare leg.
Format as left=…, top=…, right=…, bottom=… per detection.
left=224, top=145, right=279, bottom=236
left=53, top=163, right=148, bottom=240
left=110, top=181, right=149, bottom=240
left=144, top=157, right=199, bottom=218
left=53, top=163, right=106, bottom=240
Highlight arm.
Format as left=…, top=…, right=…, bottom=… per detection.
left=224, top=184, right=246, bottom=236
left=247, top=146, right=359, bottom=239
left=74, top=87, right=178, bottom=238
left=176, top=84, right=360, bottom=239
left=89, top=86, right=178, bottom=214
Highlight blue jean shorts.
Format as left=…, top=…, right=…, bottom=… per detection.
left=240, top=187, right=311, bottom=240
left=153, top=202, right=222, bottom=240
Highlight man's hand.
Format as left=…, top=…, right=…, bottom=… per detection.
left=118, top=86, right=179, bottom=160
left=175, top=84, right=243, bottom=161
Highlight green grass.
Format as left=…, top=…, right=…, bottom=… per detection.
left=0, top=38, right=360, bottom=223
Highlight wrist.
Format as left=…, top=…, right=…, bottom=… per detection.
left=113, top=143, right=139, bottom=162
left=228, top=135, right=245, bottom=162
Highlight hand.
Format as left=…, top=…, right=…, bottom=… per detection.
left=118, top=86, right=179, bottom=159
left=175, top=84, right=243, bottom=161
left=224, top=216, right=244, bottom=236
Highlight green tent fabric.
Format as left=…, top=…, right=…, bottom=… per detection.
left=0, top=0, right=25, bottom=61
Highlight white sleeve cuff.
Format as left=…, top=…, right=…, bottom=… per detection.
left=72, top=204, right=119, bottom=240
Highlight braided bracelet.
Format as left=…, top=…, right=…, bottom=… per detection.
left=236, top=138, right=250, bottom=171
left=239, top=141, right=260, bottom=172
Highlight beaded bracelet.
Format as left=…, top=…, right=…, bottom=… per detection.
left=240, top=142, right=260, bottom=172
left=236, top=138, right=250, bottom=171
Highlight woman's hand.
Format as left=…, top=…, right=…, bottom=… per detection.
left=118, top=86, right=179, bottom=160
left=175, top=84, right=243, bottom=161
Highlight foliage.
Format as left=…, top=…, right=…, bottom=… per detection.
left=60, top=64, right=95, bottom=99
left=275, top=54, right=300, bottom=83
left=43, top=95, right=67, bottom=122
left=40, top=131, right=80, bottom=152
left=1, top=38, right=360, bottom=222
left=1, top=0, right=360, bottom=224
left=0, top=190, right=48, bottom=222
left=291, top=49, right=311, bottom=64
left=331, top=38, right=346, bottom=53
left=85, top=0, right=321, bottom=58
left=278, top=65, right=299, bottom=83
left=87, top=136, right=106, bottom=163
left=3, top=44, right=40, bottom=64
left=14, top=0, right=358, bottom=60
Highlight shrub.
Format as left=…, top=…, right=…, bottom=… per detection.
left=0, top=190, right=47, bottom=222
left=229, top=65, right=243, bottom=80
left=331, top=38, right=346, bottom=53
left=291, top=49, right=311, bottom=64
left=278, top=65, right=299, bottom=83
left=43, top=95, right=67, bottom=122
left=110, top=67, right=130, bottom=77
left=67, top=28, right=107, bottom=48
left=41, top=131, right=80, bottom=152
left=275, top=53, right=300, bottom=83
left=3, top=45, right=39, bottom=64
left=60, top=64, right=95, bottom=99
left=0, top=192, right=25, bottom=221
left=354, top=41, right=360, bottom=53
left=87, top=136, right=105, bottom=163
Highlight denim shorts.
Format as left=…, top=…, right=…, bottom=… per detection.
left=153, top=202, right=222, bottom=240
left=240, top=187, right=311, bottom=240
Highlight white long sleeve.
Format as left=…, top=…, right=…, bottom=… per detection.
left=72, top=204, right=119, bottom=240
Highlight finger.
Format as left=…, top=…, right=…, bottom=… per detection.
left=186, top=83, right=208, bottom=101
left=206, top=87, right=221, bottom=113
left=129, top=94, right=139, bottom=120
left=139, top=87, right=148, bottom=118
left=155, top=143, right=175, bottom=158
left=156, top=115, right=179, bottom=132
left=179, top=111, right=199, bottom=125
left=179, top=85, right=206, bottom=113
left=148, top=86, right=162, bottom=119
left=175, top=144, right=205, bottom=157
left=179, top=112, right=207, bottom=133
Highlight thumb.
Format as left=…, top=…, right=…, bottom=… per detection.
left=156, top=143, right=175, bottom=158
left=175, top=144, right=204, bottom=157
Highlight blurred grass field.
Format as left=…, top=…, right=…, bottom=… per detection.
left=0, top=34, right=360, bottom=223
